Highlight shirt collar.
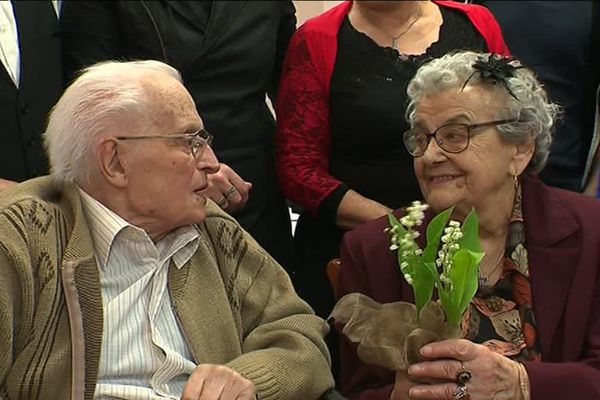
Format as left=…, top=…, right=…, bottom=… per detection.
left=78, top=187, right=131, bottom=269
left=77, top=187, right=199, bottom=270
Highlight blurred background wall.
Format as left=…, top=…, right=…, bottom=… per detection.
left=294, top=1, right=343, bottom=25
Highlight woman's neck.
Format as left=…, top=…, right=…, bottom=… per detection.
left=453, top=184, right=516, bottom=242
left=351, top=1, right=422, bottom=36
left=349, top=1, right=440, bottom=54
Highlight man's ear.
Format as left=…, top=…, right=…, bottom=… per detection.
left=98, top=139, right=128, bottom=188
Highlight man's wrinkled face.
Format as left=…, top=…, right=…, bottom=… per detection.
left=118, top=75, right=219, bottom=238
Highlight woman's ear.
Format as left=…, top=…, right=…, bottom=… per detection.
left=98, top=139, right=128, bottom=188
left=511, top=138, right=535, bottom=176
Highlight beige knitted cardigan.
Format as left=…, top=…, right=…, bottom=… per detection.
left=0, top=177, right=334, bottom=400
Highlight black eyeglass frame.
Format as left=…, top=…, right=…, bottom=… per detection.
left=115, top=128, right=213, bottom=158
left=403, top=118, right=518, bottom=157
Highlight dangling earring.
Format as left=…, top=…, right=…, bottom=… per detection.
left=513, top=173, right=519, bottom=190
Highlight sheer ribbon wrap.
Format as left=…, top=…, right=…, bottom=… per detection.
left=330, top=293, right=462, bottom=371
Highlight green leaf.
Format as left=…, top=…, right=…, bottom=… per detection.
left=457, top=209, right=482, bottom=253
left=387, top=212, right=436, bottom=316
left=423, top=262, right=442, bottom=287
left=422, top=207, right=453, bottom=264
left=439, top=288, right=461, bottom=327
left=443, top=249, right=484, bottom=326
left=412, top=262, right=435, bottom=316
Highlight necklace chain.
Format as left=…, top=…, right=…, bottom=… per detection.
left=388, top=4, right=422, bottom=49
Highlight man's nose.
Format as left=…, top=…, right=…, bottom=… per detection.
left=197, top=145, right=220, bottom=174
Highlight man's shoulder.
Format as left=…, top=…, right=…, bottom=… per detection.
left=200, top=200, right=259, bottom=253
left=0, top=176, right=64, bottom=205
left=202, top=200, right=243, bottom=231
left=0, top=176, right=74, bottom=229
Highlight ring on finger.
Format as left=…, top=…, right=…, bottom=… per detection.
left=456, top=362, right=472, bottom=386
left=225, top=186, right=237, bottom=198
left=453, top=384, right=470, bottom=400
left=217, top=195, right=229, bottom=207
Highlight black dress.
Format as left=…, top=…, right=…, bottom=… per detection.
left=293, top=7, right=488, bottom=320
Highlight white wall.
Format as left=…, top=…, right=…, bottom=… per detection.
left=294, top=1, right=343, bottom=26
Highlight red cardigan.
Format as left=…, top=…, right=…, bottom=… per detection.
left=338, top=177, right=600, bottom=400
left=275, top=1, right=510, bottom=216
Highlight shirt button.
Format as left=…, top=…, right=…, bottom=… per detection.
left=0, top=26, right=6, bottom=33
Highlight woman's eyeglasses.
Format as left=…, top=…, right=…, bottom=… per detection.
left=403, top=119, right=517, bottom=157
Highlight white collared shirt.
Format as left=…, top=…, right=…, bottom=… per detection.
left=78, top=188, right=199, bottom=399
left=0, top=1, right=20, bottom=87
left=0, top=1, right=60, bottom=88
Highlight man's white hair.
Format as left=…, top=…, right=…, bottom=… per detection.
left=44, top=60, right=182, bottom=184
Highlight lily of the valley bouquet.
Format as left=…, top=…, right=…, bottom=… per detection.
left=330, top=201, right=484, bottom=371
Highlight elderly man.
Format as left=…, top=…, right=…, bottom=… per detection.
left=0, top=60, right=334, bottom=399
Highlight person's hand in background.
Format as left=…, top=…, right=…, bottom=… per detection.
left=202, top=163, right=252, bottom=213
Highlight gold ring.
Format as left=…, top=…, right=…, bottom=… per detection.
left=225, top=186, right=237, bottom=198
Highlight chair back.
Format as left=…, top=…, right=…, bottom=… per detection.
left=326, top=258, right=341, bottom=298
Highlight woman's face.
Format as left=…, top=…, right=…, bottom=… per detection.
left=412, top=86, right=533, bottom=217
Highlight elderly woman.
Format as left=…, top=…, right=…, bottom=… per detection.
left=337, top=51, right=600, bottom=400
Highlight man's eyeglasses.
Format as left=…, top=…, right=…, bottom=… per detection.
left=403, top=118, right=517, bottom=157
left=115, top=129, right=213, bottom=158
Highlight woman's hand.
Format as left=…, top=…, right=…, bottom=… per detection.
left=406, top=339, right=523, bottom=399
left=336, top=189, right=392, bottom=230
left=390, top=370, right=418, bottom=400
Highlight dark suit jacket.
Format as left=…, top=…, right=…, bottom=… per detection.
left=60, top=1, right=296, bottom=267
left=0, top=1, right=62, bottom=181
left=338, top=176, right=600, bottom=400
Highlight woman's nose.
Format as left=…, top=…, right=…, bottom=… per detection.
left=420, top=137, right=447, bottom=163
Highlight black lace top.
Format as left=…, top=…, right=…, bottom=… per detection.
left=324, top=7, right=487, bottom=218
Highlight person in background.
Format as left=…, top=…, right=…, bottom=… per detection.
left=60, top=0, right=296, bottom=268
left=0, top=59, right=334, bottom=400
left=276, top=0, right=509, bottom=321
left=473, top=1, right=600, bottom=194
left=337, top=51, right=600, bottom=400
left=0, top=1, right=62, bottom=189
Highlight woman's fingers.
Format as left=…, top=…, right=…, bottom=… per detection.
left=420, top=339, right=480, bottom=361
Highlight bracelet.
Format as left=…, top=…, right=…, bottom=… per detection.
left=514, top=361, right=531, bottom=400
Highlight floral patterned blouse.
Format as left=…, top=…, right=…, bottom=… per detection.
left=462, top=185, right=542, bottom=362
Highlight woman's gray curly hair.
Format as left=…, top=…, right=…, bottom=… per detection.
left=405, top=51, right=561, bottom=174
